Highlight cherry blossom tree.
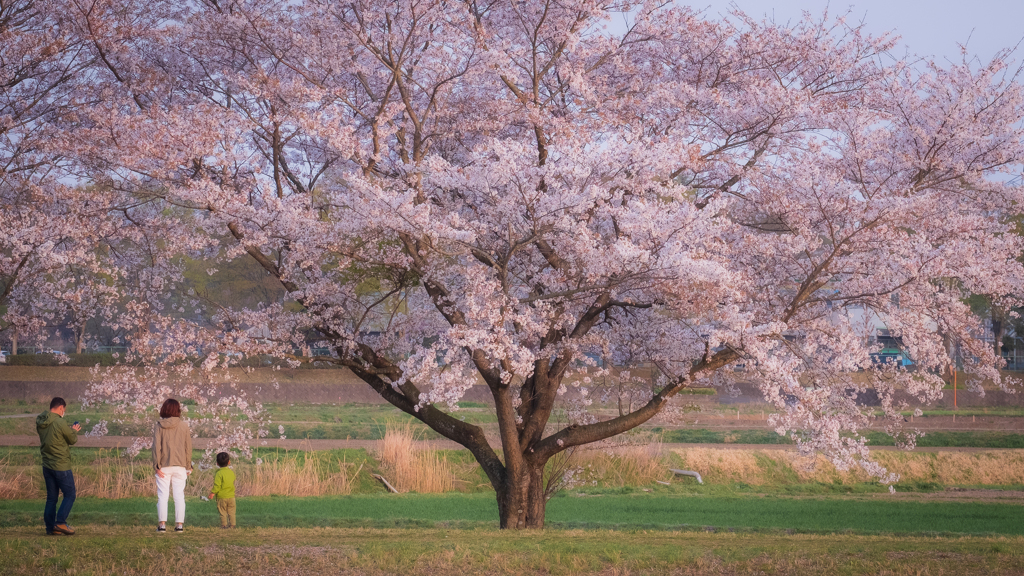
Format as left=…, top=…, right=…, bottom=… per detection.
left=60, top=0, right=1024, bottom=528
left=0, top=0, right=123, bottom=352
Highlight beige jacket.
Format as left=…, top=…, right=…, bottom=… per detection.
left=152, top=417, right=193, bottom=472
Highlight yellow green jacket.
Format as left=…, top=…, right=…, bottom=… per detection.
left=211, top=466, right=236, bottom=499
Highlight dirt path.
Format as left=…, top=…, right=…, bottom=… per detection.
left=2, top=434, right=1019, bottom=453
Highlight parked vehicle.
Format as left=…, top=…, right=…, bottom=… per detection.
left=870, top=347, right=913, bottom=367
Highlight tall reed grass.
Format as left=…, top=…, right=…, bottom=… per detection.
left=377, top=421, right=453, bottom=493
left=240, top=452, right=361, bottom=496
left=75, top=450, right=153, bottom=498
left=0, top=448, right=364, bottom=499
left=0, top=455, right=35, bottom=499
left=566, top=442, right=671, bottom=487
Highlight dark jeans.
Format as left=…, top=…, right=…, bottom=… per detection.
left=42, top=467, right=76, bottom=531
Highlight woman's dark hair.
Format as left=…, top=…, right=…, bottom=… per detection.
left=216, top=452, right=230, bottom=467
left=159, top=398, right=181, bottom=418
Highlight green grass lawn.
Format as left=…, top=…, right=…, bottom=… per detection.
left=268, top=402, right=502, bottom=440
left=0, top=398, right=493, bottom=438
left=871, top=430, right=1024, bottom=448
left=2, top=525, right=1022, bottom=576
left=2, top=493, right=1023, bottom=536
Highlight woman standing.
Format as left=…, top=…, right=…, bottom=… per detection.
left=153, top=398, right=193, bottom=532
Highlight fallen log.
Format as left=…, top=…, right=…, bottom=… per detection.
left=372, top=473, right=399, bottom=493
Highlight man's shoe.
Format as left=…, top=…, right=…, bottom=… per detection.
left=45, top=530, right=59, bottom=536
left=53, top=524, right=75, bottom=535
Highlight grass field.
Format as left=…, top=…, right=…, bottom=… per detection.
left=0, top=399, right=482, bottom=438
left=5, top=367, right=1024, bottom=575
left=3, top=525, right=1022, bottom=576
left=2, top=492, right=1024, bottom=535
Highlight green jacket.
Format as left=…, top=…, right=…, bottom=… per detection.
left=36, top=411, right=78, bottom=471
left=211, top=467, right=236, bottom=499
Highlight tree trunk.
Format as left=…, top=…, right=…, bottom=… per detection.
left=496, top=460, right=547, bottom=529
left=11, top=331, right=16, bottom=356
left=75, top=320, right=86, bottom=354
left=992, top=308, right=1004, bottom=362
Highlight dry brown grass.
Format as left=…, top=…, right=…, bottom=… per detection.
left=75, top=449, right=153, bottom=498
left=376, top=421, right=453, bottom=493
left=0, top=455, right=36, bottom=499
left=239, top=452, right=361, bottom=496
left=572, top=442, right=672, bottom=486
left=5, top=443, right=1024, bottom=503
left=0, top=448, right=364, bottom=499
left=872, top=450, right=1024, bottom=485
left=0, top=450, right=156, bottom=499
left=674, top=448, right=777, bottom=485
left=673, top=447, right=1024, bottom=486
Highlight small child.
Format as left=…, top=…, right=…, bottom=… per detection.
left=208, top=452, right=236, bottom=528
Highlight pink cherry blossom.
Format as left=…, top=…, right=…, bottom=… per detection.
left=12, top=0, right=1023, bottom=528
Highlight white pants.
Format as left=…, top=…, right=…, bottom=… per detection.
left=155, top=466, right=188, bottom=524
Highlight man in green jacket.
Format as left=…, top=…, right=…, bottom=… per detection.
left=36, top=397, right=81, bottom=535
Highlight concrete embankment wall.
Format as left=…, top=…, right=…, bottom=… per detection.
left=0, top=379, right=497, bottom=404
left=1, top=365, right=1021, bottom=408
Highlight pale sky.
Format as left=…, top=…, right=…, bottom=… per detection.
left=692, top=1, right=1024, bottom=64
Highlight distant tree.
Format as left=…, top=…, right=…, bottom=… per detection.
left=58, top=0, right=1024, bottom=528
left=51, top=264, right=121, bottom=353
left=179, top=248, right=288, bottom=324
left=965, top=213, right=1024, bottom=363
left=966, top=294, right=1010, bottom=362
